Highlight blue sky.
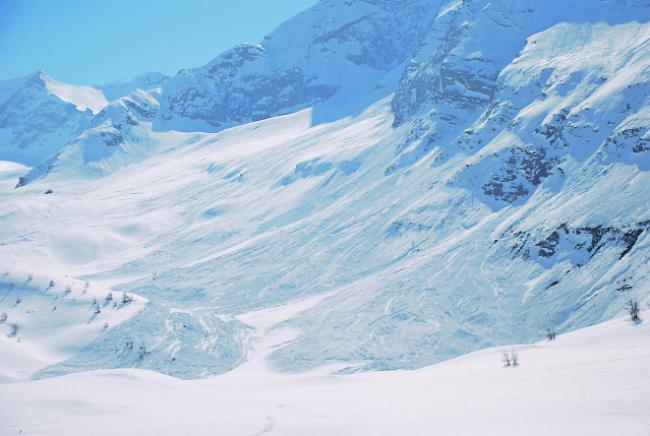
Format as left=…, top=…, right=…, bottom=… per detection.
left=0, top=0, right=316, bottom=85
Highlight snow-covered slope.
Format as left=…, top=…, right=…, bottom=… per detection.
left=0, top=272, right=144, bottom=382
left=1, top=313, right=648, bottom=435
left=0, top=0, right=649, bottom=383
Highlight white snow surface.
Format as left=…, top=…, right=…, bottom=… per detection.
left=0, top=312, right=648, bottom=435
left=42, top=75, right=108, bottom=114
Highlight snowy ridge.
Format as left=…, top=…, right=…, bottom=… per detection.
left=42, top=74, right=108, bottom=114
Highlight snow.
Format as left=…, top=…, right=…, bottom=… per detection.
left=42, top=74, right=108, bottom=114
left=0, top=76, right=648, bottom=380
left=0, top=271, right=145, bottom=382
left=0, top=160, right=28, bottom=190
left=0, top=0, right=649, bottom=427
left=0, top=72, right=105, bottom=165
left=97, top=72, right=168, bottom=101
left=1, top=312, right=648, bottom=435
left=0, top=73, right=32, bottom=106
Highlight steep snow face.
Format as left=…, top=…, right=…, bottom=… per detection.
left=158, top=0, right=439, bottom=130
left=97, top=72, right=169, bottom=101
left=0, top=72, right=107, bottom=166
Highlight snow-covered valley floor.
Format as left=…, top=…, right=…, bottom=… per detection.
left=1, top=308, right=648, bottom=436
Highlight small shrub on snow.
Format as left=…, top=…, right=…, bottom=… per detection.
left=626, top=299, right=640, bottom=322
left=8, top=322, right=18, bottom=337
left=502, top=349, right=519, bottom=367
left=545, top=328, right=557, bottom=341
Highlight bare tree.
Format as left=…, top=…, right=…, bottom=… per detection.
left=545, top=328, right=557, bottom=341
left=502, top=351, right=511, bottom=367
left=511, top=348, right=519, bottom=367
left=503, top=349, right=519, bottom=367
left=626, top=299, right=640, bottom=322
left=121, top=292, right=134, bottom=304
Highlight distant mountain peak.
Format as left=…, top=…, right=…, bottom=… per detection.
left=97, top=72, right=169, bottom=101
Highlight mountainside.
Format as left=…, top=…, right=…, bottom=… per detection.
left=1, top=0, right=649, bottom=381
left=158, top=0, right=437, bottom=131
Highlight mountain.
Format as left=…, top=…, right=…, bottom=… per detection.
left=97, top=72, right=169, bottom=101
left=0, top=71, right=108, bottom=165
left=158, top=0, right=437, bottom=131
left=0, top=0, right=649, bottom=382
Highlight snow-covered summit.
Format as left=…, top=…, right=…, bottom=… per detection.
left=0, top=71, right=108, bottom=165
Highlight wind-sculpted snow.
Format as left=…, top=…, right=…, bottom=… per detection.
left=1, top=0, right=650, bottom=380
